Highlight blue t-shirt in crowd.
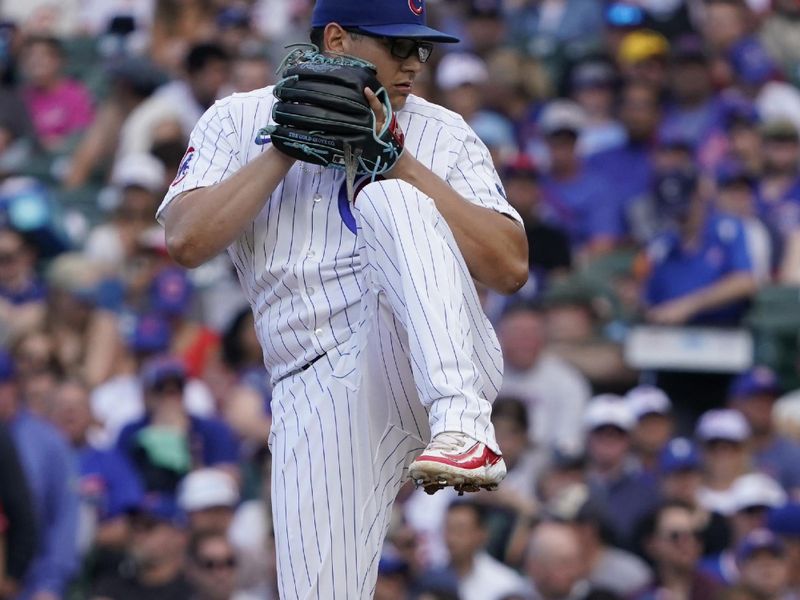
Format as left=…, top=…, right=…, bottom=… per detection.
left=757, top=175, right=800, bottom=240
left=588, top=141, right=655, bottom=214
left=78, top=445, right=144, bottom=521
left=753, top=436, right=800, bottom=493
left=539, top=167, right=622, bottom=248
left=645, top=214, right=753, bottom=325
left=0, top=277, right=46, bottom=305
left=10, top=410, right=79, bottom=599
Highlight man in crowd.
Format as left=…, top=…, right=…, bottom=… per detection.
left=736, top=529, right=796, bottom=600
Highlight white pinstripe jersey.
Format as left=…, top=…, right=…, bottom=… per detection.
left=158, top=88, right=522, bottom=383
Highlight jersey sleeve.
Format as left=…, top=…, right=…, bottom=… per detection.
left=446, top=126, right=524, bottom=226
left=157, top=99, right=242, bottom=224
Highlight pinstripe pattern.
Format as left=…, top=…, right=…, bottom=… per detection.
left=158, top=89, right=520, bottom=599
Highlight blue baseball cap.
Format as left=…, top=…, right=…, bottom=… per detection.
left=716, top=160, right=757, bottom=189
left=129, top=313, right=171, bottom=354
left=729, top=366, right=781, bottom=399
left=311, top=0, right=460, bottom=43
left=736, top=528, right=786, bottom=563
left=659, top=437, right=701, bottom=474
left=141, top=355, right=187, bottom=391
left=133, top=493, right=187, bottom=528
left=729, top=37, right=779, bottom=86
left=767, top=504, right=800, bottom=537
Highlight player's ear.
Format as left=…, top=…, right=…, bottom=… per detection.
left=323, top=23, right=348, bottom=53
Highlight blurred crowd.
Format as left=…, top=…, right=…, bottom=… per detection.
left=1, top=0, right=800, bottom=599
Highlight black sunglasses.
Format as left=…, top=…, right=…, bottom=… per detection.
left=661, top=528, right=703, bottom=544
left=347, top=29, right=434, bottom=63
left=197, top=556, right=237, bottom=570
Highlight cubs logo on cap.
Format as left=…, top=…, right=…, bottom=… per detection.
left=311, top=0, right=459, bottom=43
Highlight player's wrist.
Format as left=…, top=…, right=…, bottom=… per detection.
left=266, top=144, right=298, bottom=169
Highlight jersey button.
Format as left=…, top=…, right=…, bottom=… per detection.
left=313, top=194, right=322, bottom=203
left=307, top=287, right=315, bottom=295
left=307, top=250, right=316, bottom=258
left=314, top=328, right=324, bottom=336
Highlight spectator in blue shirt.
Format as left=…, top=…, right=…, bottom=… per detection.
left=0, top=351, right=79, bottom=600
left=757, top=119, right=800, bottom=246
left=0, top=227, right=46, bottom=340
left=643, top=168, right=758, bottom=326
left=728, top=367, right=800, bottom=497
left=116, top=355, right=239, bottom=497
left=49, top=377, right=144, bottom=565
left=537, top=100, right=620, bottom=253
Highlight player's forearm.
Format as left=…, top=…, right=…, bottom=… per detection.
left=165, top=147, right=295, bottom=268
left=389, top=154, right=529, bottom=294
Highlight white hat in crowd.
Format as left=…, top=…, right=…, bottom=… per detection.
left=178, top=468, right=240, bottom=513
left=729, top=473, right=787, bottom=514
left=435, top=52, right=489, bottom=91
left=695, top=409, right=751, bottom=443
left=584, top=394, right=636, bottom=432
left=111, top=153, right=166, bottom=194
left=625, top=385, right=672, bottom=420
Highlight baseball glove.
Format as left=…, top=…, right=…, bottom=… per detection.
left=255, top=46, right=405, bottom=182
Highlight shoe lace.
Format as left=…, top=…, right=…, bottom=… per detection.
left=429, top=432, right=471, bottom=453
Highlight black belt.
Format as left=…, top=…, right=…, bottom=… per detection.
left=274, top=351, right=328, bottom=384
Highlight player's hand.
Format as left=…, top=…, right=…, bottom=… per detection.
left=365, top=87, right=386, bottom=134
left=646, top=296, right=697, bottom=325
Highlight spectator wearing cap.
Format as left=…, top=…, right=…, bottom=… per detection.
left=49, top=377, right=144, bottom=570
left=435, top=52, right=489, bottom=124
left=231, top=50, right=273, bottom=94
left=526, top=521, right=621, bottom=600
left=634, top=501, right=724, bottom=600
left=641, top=165, right=758, bottom=326
left=768, top=504, right=800, bottom=595
left=83, top=154, right=165, bottom=271
left=115, top=43, right=231, bottom=170
left=616, top=30, right=670, bottom=91
left=91, top=312, right=215, bottom=446
left=419, top=501, right=528, bottom=600
left=703, top=0, right=752, bottom=53
left=626, top=385, right=674, bottom=472
left=658, top=437, right=732, bottom=557
left=720, top=101, right=764, bottom=178
left=499, top=303, right=591, bottom=453
left=0, top=226, right=46, bottom=340
left=660, top=36, right=728, bottom=166
left=700, top=473, right=787, bottom=585
left=588, top=81, right=662, bottom=228
left=715, top=161, right=772, bottom=283
left=19, top=35, right=95, bottom=152
left=568, top=497, right=653, bottom=598
left=729, top=367, right=800, bottom=496
left=90, top=493, right=193, bottom=600
left=374, top=546, right=410, bottom=600
left=0, top=351, right=80, bottom=600
left=537, top=99, right=621, bottom=254
left=177, top=468, right=239, bottom=536
left=568, top=60, right=626, bottom=157
left=696, top=409, right=753, bottom=515
left=115, top=356, right=238, bottom=497
left=584, top=394, right=660, bottom=548
left=499, top=155, right=572, bottom=280
left=735, top=529, right=795, bottom=600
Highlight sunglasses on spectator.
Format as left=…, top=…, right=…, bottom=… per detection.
left=0, top=249, right=22, bottom=265
left=738, top=505, right=769, bottom=516
left=151, top=377, right=185, bottom=395
left=197, top=555, right=237, bottom=571
left=346, top=29, right=434, bottom=63
left=660, top=528, right=702, bottom=543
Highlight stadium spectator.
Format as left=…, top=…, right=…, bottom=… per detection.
left=419, top=500, right=528, bottom=600
left=634, top=500, right=724, bottom=600
left=498, top=303, right=591, bottom=452
left=728, top=367, right=800, bottom=496
left=0, top=351, right=80, bottom=600
left=569, top=59, right=625, bottom=157
left=115, top=355, right=238, bottom=496
left=767, top=504, right=800, bottom=595
left=525, top=521, right=620, bottom=600
left=584, top=394, right=660, bottom=548
left=736, top=529, right=795, bottom=600
left=177, top=467, right=239, bottom=536
left=626, top=385, right=675, bottom=472
left=185, top=530, right=243, bottom=600
left=0, top=227, right=46, bottom=339
left=19, top=35, right=94, bottom=151
left=90, top=493, right=192, bottom=600
left=49, top=377, right=143, bottom=564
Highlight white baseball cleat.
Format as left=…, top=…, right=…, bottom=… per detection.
left=409, top=432, right=507, bottom=496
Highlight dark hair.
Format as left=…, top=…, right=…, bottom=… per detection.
left=447, top=499, right=488, bottom=528
left=491, top=396, right=529, bottom=431
left=185, top=43, right=230, bottom=75
left=22, top=35, right=64, bottom=58
left=309, top=26, right=363, bottom=51
left=633, top=499, right=696, bottom=557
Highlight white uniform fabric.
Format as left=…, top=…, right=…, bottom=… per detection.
left=158, top=88, right=522, bottom=599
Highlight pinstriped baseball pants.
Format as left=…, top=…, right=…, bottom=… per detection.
left=268, top=179, right=503, bottom=599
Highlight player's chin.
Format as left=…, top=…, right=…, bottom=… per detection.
left=390, top=89, right=410, bottom=111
